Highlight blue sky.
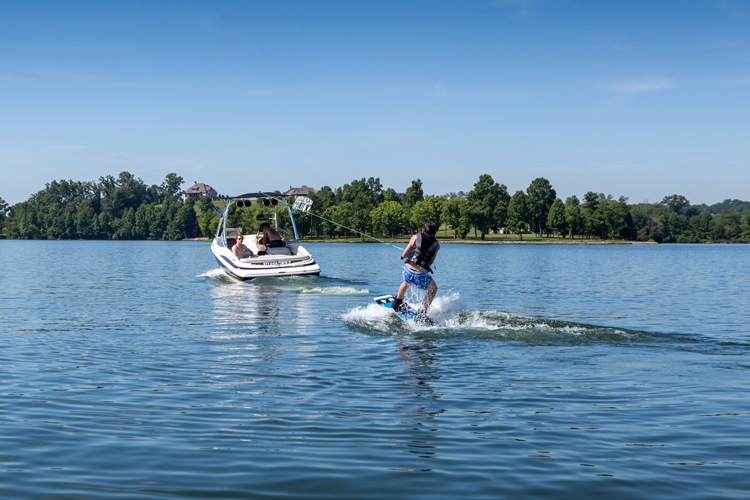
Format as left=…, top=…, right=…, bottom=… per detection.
left=1, top=0, right=748, bottom=205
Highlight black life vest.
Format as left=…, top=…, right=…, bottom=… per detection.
left=408, top=233, right=439, bottom=273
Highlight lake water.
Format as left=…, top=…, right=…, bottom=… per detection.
left=1, top=241, right=748, bottom=499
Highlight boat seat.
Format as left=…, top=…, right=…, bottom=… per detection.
left=266, top=246, right=293, bottom=256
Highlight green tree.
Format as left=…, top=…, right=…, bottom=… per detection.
left=351, top=207, right=372, bottom=240
left=334, top=202, right=355, bottom=238
left=2, top=171, right=211, bottom=241
left=371, top=201, right=407, bottom=238
left=526, top=177, right=557, bottom=237
left=134, top=205, right=151, bottom=239
left=464, top=174, right=509, bottom=240
left=148, top=199, right=168, bottom=240
left=546, top=198, right=566, bottom=237
left=198, top=195, right=215, bottom=216
left=442, top=196, right=465, bottom=239
left=161, top=173, right=185, bottom=201
left=116, top=207, right=136, bottom=239
left=337, top=178, right=382, bottom=238
left=321, top=206, right=340, bottom=238
left=309, top=186, right=336, bottom=212
left=340, top=178, right=383, bottom=210
left=410, top=195, right=445, bottom=232
left=384, top=188, right=401, bottom=203
left=564, top=196, right=582, bottom=240
left=308, top=186, right=336, bottom=237
left=594, top=196, right=612, bottom=240
left=506, top=190, right=529, bottom=240
left=174, top=198, right=199, bottom=239
left=199, top=211, right=219, bottom=239
left=0, top=196, right=8, bottom=234
left=740, top=210, right=750, bottom=240
left=661, top=195, right=691, bottom=214
left=75, top=200, right=98, bottom=238
left=404, top=179, right=424, bottom=209
left=699, top=210, right=712, bottom=239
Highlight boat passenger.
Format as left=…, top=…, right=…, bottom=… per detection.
left=260, top=223, right=293, bottom=256
left=232, top=234, right=255, bottom=260
left=259, top=223, right=285, bottom=248
left=391, top=221, right=440, bottom=314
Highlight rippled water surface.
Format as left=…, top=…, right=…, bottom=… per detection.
left=1, top=241, right=749, bottom=499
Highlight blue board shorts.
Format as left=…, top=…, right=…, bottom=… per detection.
left=402, top=264, right=433, bottom=290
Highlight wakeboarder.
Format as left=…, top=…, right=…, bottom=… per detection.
left=391, top=221, right=440, bottom=317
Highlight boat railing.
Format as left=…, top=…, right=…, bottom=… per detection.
left=278, top=228, right=297, bottom=244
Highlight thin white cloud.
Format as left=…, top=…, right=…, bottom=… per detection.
left=608, top=78, right=675, bottom=95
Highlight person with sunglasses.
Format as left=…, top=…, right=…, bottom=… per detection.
left=232, top=234, right=254, bottom=259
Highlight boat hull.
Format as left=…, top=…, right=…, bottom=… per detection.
left=211, top=240, right=321, bottom=280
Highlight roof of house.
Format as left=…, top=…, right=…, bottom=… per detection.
left=185, top=182, right=216, bottom=194
left=284, top=185, right=316, bottom=196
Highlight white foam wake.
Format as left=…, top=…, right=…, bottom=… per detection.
left=341, top=303, right=396, bottom=332
left=299, top=286, right=369, bottom=295
left=342, top=291, right=471, bottom=332
left=197, top=268, right=225, bottom=278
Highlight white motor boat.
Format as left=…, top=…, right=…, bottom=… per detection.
left=210, top=192, right=320, bottom=280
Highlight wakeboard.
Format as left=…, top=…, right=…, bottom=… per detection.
left=374, top=294, right=434, bottom=325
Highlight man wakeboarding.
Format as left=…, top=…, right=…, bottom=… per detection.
left=391, top=221, right=440, bottom=322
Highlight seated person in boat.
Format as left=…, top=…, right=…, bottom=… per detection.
left=259, top=223, right=291, bottom=255
left=232, top=234, right=254, bottom=259
left=259, top=223, right=285, bottom=248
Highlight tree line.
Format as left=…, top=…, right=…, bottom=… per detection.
left=1, top=171, right=749, bottom=243
left=281, top=175, right=749, bottom=243
left=0, top=172, right=201, bottom=240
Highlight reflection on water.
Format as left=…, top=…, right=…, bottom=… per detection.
left=394, top=338, right=443, bottom=464
left=211, top=280, right=283, bottom=334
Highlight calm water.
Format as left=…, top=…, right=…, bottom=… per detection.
left=1, top=241, right=748, bottom=499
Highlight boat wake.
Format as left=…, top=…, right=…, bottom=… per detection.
left=297, top=286, right=370, bottom=294
left=199, top=269, right=369, bottom=294
left=342, top=291, right=644, bottom=343
left=197, top=268, right=236, bottom=283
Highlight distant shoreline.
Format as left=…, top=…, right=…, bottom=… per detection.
left=182, top=237, right=658, bottom=245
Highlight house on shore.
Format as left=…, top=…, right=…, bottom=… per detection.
left=284, top=185, right=317, bottom=197
left=183, top=182, right=218, bottom=201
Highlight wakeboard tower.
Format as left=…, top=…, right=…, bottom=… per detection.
left=210, top=194, right=320, bottom=280
left=374, top=294, right=434, bottom=326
